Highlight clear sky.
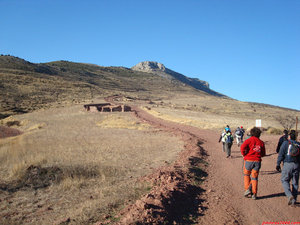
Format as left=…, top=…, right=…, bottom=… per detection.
left=1, top=0, right=299, bottom=110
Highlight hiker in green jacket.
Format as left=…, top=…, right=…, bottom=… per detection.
left=224, top=128, right=234, bottom=158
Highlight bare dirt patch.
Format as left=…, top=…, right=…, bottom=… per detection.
left=0, top=126, right=22, bottom=139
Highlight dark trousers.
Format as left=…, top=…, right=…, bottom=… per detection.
left=225, top=142, right=232, bottom=157
left=281, top=162, right=299, bottom=200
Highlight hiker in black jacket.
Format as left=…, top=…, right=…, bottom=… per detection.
left=276, top=130, right=300, bottom=206
left=276, top=130, right=288, bottom=153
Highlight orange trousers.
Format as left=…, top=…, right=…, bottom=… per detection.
left=243, top=160, right=261, bottom=194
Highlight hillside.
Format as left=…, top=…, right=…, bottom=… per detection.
left=1, top=55, right=299, bottom=125
left=0, top=55, right=223, bottom=118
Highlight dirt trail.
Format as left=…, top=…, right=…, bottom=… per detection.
left=108, top=104, right=299, bottom=225
left=193, top=129, right=300, bottom=225
left=99, top=97, right=299, bottom=224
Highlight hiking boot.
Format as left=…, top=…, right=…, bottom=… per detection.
left=288, top=196, right=295, bottom=205
left=251, top=194, right=257, bottom=200
left=244, top=189, right=252, bottom=198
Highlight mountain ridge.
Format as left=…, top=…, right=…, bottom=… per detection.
left=0, top=55, right=215, bottom=117
left=0, top=55, right=299, bottom=119
left=131, top=61, right=223, bottom=97
left=0, top=55, right=223, bottom=96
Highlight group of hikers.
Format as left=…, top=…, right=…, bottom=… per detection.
left=219, top=125, right=300, bottom=206
left=218, top=125, right=245, bottom=158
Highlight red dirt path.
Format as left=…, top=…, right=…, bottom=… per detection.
left=97, top=101, right=300, bottom=225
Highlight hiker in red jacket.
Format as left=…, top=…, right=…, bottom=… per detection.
left=240, top=127, right=266, bottom=200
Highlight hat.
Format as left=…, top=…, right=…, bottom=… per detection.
left=241, top=126, right=243, bottom=128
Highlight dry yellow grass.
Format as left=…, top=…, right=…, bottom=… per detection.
left=143, top=94, right=300, bottom=131
left=96, top=113, right=151, bottom=130
left=0, top=104, right=183, bottom=224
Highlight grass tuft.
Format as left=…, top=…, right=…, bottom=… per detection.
left=266, top=127, right=283, bottom=135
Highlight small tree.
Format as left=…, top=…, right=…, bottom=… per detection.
left=275, top=115, right=297, bottom=131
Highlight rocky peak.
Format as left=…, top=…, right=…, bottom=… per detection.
left=131, top=61, right=222, bottom=96
left=131, top=61, right=166, bottom=73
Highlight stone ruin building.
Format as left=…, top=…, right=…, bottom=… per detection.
left=83, top=103, right=131, bottom=112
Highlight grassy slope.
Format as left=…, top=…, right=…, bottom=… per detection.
left=0, top=56, right=204, bottom=118
left=1, top=55, right=299, bottom=127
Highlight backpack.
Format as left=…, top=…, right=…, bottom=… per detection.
left=235, top=129, right=242, bottom=136
left=288, top=140, right=300, bottom=156
left=225, top=134, right=233, bottom=143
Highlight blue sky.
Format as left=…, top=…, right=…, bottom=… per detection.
left=1, top=0, right=299, bottom=110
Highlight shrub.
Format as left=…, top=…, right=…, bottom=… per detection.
left=275, top=115, right=297, bottom=131
left=6, top=120, right=21, bottom=127
left=266, top=127, right=282, bottom=135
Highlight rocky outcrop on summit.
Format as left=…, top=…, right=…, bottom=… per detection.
left=132, top=61, right=224, bottom=97
left=132, top=61, right=167, bottom=73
